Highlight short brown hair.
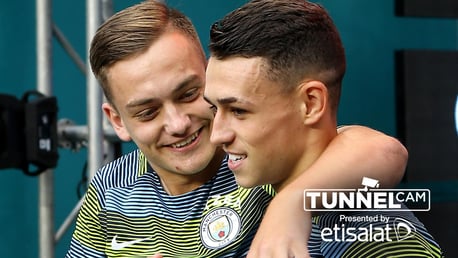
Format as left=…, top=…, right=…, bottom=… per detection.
left=209, top=0, right=346, bottom=111
left=90, top=0, right=205, bottom=104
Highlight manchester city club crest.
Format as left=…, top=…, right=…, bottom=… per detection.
left=200, top=207, right=241, bottom=249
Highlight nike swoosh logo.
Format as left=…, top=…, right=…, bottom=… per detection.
left=111, top=235, right=152, bottom=250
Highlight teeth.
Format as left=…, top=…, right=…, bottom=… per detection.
left=228, top=154, right=246, bottom=161
left=171, top=131, right=199, bottom=148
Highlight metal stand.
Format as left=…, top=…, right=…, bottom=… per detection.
left=36, top=0, right=116, bottom=257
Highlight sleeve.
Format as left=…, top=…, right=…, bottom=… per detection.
left=341, top=231, right=443, bottom=258
left=340, top=211, right=443, bottom=258
left=65, top=184, right=108, bottom=258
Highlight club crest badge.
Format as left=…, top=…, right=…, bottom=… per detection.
left=200, top=207, right=241, bottom=249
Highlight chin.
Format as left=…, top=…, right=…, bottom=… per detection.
left=181, top=160, right=212, bottom=175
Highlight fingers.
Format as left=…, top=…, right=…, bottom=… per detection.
left=247, top=240, right=310, bottom=258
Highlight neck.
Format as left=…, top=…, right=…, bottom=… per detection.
left=273, top=127, right=337, bottom=192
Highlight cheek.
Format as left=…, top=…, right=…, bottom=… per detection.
left=125, top=122, right=159, bottom=146
left=248, top=118, right=295, bottom=157
left=243, top=126, right=278, bottom=160
left=250, top=119, right=283, bottom=143
left=252, top=133, right=282, bottom=158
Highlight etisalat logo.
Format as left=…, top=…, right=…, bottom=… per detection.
left=304, top=177, right=431, bottom=242
left=320, top=215, right=418, bottom=242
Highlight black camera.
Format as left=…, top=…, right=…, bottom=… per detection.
left=0, top=91, right=59, bottom=175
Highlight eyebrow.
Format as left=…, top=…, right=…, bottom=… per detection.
left=204, top=95, right=238, bottom=105
left=126, top=75, right=200, bottom=109
left=204, top=95, right=254, bottom=109
left=126, top=97, right=156, bottom=109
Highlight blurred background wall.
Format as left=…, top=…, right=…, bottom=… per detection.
left=0, top=0, right=456, bottom=257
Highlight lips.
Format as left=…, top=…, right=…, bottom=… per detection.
left=227, top=153, right=247, bottom=171
left=170, top=130, right=199, bottom=148
left=228, top=153, right=247, bottom=162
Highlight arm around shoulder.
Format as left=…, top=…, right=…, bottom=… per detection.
left=247, top=125, right=408, bottom=258
left=335, top=125, right=408, bottom=188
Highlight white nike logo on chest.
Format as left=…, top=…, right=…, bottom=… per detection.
left=111, top=235, right=153, bottom=250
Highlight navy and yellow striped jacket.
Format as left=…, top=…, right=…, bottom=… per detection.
left=66, top=149, right=274, bottom=258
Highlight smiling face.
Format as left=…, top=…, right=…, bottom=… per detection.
left=104, top=30, right=220, bottom=187
left=205, top=56, right=309, bottom=189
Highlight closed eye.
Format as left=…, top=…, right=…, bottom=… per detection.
left=231, top=107, right=247, bottom=116
left=135, top=107, right=159, bottom=121
left=180, top=87, right=200, bottom=102
left=203, top=96, right=248, bottom=117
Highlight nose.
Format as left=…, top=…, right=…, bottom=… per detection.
left=163, top=105, right=191, bottom=135
left=210, top=112, right=234, bottom=146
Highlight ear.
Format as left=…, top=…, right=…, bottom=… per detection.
left=298, top=80, right=327, bottom=125
left=102, top=102, right=132, bottom=141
